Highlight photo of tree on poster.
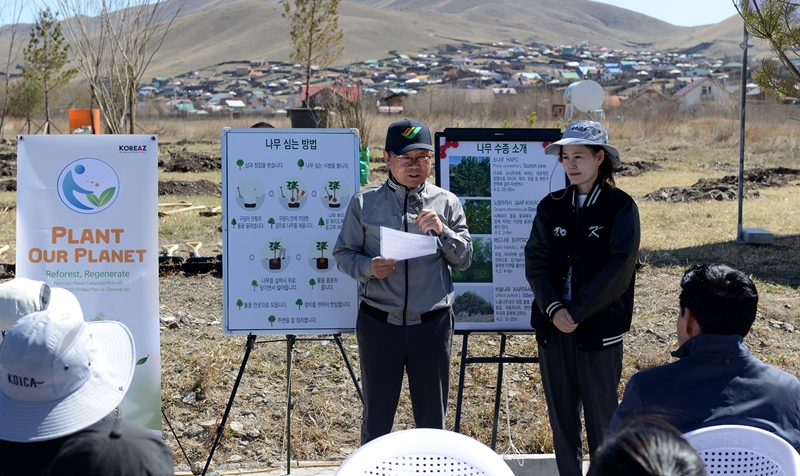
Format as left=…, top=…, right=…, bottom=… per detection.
left=449, top=156, right=491, bottom=197
left=453, top=236, right=492, bottom=282
left=462, top=199, right=491, bottom=235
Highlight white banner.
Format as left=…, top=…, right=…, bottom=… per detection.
left=16, top=134, right=161, bottom=430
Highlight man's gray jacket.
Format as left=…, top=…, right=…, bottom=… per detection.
left=333, top=177, right=472, bottom=325
left=608, top=333, right=800, bottom=451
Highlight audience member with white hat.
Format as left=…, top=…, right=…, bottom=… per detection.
left=0, top=279, right=173, bottom=476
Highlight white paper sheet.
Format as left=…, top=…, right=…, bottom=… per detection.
left=379, top=226, right=438, bottom=261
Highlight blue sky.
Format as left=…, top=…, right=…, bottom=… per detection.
left=591, top=0, right=741, bottom=27
left=5, top=0, right=742, bottom=27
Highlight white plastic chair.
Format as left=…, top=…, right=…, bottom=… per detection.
left=334, top=428, right=514, bottom=475
left=683, top=424, right=800, bottom=476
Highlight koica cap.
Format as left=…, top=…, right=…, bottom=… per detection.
left=0, top=307, right=135, bottom=442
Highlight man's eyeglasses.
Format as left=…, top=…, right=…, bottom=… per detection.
left=390, top=152, right=433, bottom=167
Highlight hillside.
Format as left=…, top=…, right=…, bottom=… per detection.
left=0, top=0, right=771, bottom=77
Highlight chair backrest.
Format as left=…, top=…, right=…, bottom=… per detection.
left=683, top=424, right=800, bottom=476
left=334, top=428, right=515, bottom=476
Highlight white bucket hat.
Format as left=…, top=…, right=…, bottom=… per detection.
left=0, top=306, right=135, bottom=442
left=544, top=120, right=621, bottom=167
left=0, top=278, right=83, bottom=341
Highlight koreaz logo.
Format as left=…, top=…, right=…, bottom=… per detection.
left=57, top=158, right=120, bottom=214
left=119, top=144, right=148, bottom=153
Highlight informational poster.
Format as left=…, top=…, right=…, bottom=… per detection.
left=435, top=128, right=564, bottom=332
left=222, top=129, right=360, bottom=335
left=16, top=135, right=161, bottom=430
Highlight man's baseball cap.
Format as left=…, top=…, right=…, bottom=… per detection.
left=385, top=119, right=434, bottom=156
left=0, top=305, right=135, bottom=442
left=0, top=278, right=83, bottom=341
left=544, top=120, right=621, bottom=167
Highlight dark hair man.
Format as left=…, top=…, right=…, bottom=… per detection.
left=608, top=264, right=800, bottom=450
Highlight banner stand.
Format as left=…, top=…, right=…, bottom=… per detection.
left=202, top=333, right=363, bottom=476
left=453, top=332, right=538, bottom=450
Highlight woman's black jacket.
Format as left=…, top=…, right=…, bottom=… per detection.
left=524, top=180, right=640, bottom=351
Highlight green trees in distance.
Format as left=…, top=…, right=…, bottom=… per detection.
left=283, top=0, right=344, bottom=106
left=450, top=157, right=491, bottom=197
left=736, top=1, right=800, bottom=100
left=23, top=7, right=76, bottom=134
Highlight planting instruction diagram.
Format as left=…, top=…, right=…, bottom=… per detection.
left=222, top=129, right=360, bottom=334
left=437, top=131, right=564, bottom=332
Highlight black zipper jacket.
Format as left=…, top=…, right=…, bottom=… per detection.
left=524, top=180, right=640, bottom=351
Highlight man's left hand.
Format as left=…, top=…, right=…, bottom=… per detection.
left=414, top=209, right=443, bottom=235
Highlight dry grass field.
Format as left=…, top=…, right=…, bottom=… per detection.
left=0, top=101, right=799, bottom=472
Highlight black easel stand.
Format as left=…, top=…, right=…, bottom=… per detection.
left=203, top=333, right=362, bottom=476
left=453, top=333, right=538, bottom=450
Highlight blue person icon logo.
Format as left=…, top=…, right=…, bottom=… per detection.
left=57, top=158, right=120, bottom=214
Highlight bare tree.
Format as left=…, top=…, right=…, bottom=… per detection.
left=0, top=0, right=25, bottom=139
left=55, top=0, right=185, bottom=134
left=283, top=0, right=344, bottom=107
left=734, top=0, right=800, bottom=100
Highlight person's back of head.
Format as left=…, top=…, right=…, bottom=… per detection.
left=588, top=419, right=706, bottom=476
left=679, top=263, right=758, bottom=337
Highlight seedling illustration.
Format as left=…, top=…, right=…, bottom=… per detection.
left=316, top=241, right=329, bottom=269
left=268, top=241, right=285, bottom=270
left=236, top=159, right=244, bottom=170
left=268, top=217, right=275, bottom=228
left=295, top=298, right=303, bottom=309
left=251, top=279, right=258, bottom=290
left=327, top=181, right=341, bottom=208
left=309, top=278, right=316, bottom=289
left=297, top=159, right=305, bottom=170
left=287, top=181, right=305, bottom=208
left=268, top=315, right=276, bottom=326
left=236, top=299, right=243, bottom=310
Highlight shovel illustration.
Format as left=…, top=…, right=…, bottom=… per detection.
left=279, top=186, right=286, bottom=198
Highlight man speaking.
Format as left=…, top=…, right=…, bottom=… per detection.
left=333, top=119, right=472, bottom=444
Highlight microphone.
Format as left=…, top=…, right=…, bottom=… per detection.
left=408, top=192, right=438, bottom=237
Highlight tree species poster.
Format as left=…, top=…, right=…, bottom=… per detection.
left=222, top=129, right=360, bottom=335
left=16, top=135, right=161, bottom=430
left=435, top=129, right=564, bottom=332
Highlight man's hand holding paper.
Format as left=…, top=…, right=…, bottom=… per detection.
left=379, top=226, right=438, bottom=261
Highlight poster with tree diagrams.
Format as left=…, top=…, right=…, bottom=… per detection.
left=435, top=128, right=565, bottom=332
left=222, top=129, right=360, bottom=335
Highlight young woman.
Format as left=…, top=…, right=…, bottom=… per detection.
left=525, top=120, right=640, bottom=476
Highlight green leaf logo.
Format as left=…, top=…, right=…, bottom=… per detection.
left=84, top=187, right=115, bottom=207
left=136, top=355, right=149, bottom=366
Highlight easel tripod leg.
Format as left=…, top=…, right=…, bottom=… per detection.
left=490, top=334, right=507, bottom=450
left=454, top=333, right=470, bottom=433
left=203, top=333, right=256, bottom=476
left=286, top=334, right=296, bottom=474
left=333, top=333, right=363, bottom=403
